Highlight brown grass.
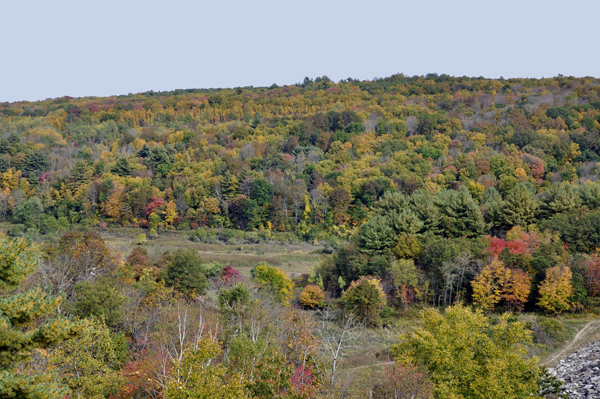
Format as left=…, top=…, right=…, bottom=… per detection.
left=99, top=227, right=323, bottom=279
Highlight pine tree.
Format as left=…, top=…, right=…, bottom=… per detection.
left=221, top=171, right=239, bottom=199
left=578, top=182, right=600, bottom=210
left=545, top=183, right=582, bottom=214
left=386, top=209, right=423, bottom=237
left=0, top=139, right=10, bottom=154
left=136, top=143, right=150, bottom=158
left=409, top=189, right=441, bottom=234
left=373, top=191, right=409, bottom=216
left=0, top=155, right=9, bottom=173
left=67, top=160, right=92, bottom=192
left=358, top=215, right=398, bottom=255
left=111, top=158, right=132, bottom=177
left=19, top=151, right=49, bottom=178
left=494, top=184, right=539, bottom=229
left=0, top=236, right=82, bottom=398
left=436, top=187, right=486, bottom=238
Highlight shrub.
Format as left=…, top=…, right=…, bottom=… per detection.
left=7, top=224, right=26, bottom=237
left=299, top=285, right=325, bottom=309
left=190, top=227, right=208, bottom=242
left=380, top=306, right=393, bottom=318
left=221, top=265, right=243, bottom=285
left=371, top=364, right=433, bottom=399
left=69, top=278, right=125, bottom=326
left=136, top=234, right=147, bottom=245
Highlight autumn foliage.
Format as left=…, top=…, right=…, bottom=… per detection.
left=299, top=285, right=325, bottom=309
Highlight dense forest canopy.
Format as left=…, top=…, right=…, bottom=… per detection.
left=1, top=74, right=600, bottom=238
left=2, top=73, right=600, bottom=309
left=4, top=73, right=599, bottom=398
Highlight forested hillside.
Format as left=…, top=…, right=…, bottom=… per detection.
left=2, top=74, right=599, bottom=237
left=4, top=74, right=600, bottom=398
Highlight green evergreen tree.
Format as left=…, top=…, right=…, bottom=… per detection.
left=372, top=191, right=409, bottom=216
left=0, top=155, right=9, bottom=173
left=164, top=248, right=207, bottom=295
left=0, top=139, right=10, bottom=154
left=13, top=197, right=44, bottom=228
left=387, top=209, right=423, bottom=237
left=358, top=215, right=398, bottom=255
left=0, top=237, right=82, bottom=398
left=578, top=182, right=600, bottom=210
left=67, top=160, right=92, bottom=192
left=147, top=145, right=173, bottom=171
left=111, top=158, right=132, bottom=177
left=19, top=151, right=49, bottom=178
left=221, top=170, right=238, bottom=199
left=136, top=143, right=150, bottom=158
left=481, top=187, right=502, bottom=208
left=7, top=133, right=20, bottom=147
left=544, top=183, right=582, bottom=215
left=436, top=187, right=486, bottom=238
left=410, top=189, right=441, bottom=234
left=493, top=184, right=539, bottom=229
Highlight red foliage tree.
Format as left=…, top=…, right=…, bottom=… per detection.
left=146, top=195, right=167, bottom=217
left=221, top=265, right=243, bottom=284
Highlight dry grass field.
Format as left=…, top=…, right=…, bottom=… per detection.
left=100, top=227, right=324, bottom=279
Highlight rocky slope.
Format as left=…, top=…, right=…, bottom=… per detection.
left=550, top=340, right=600, bottom=398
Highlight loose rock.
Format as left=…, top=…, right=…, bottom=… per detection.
left=549, top=341, right=600, bottom=398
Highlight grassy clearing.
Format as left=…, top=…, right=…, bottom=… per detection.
left=100, top=227, right=323, bottom=279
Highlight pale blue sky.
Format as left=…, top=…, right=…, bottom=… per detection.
left=1, top=0, right=598, bottom=102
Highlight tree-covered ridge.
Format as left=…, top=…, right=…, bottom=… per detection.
left=1, top=74, right=599, bottom=239
left=6, top=74, right=600, bottom=398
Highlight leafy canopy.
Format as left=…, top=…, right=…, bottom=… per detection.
left=391, top=304, right=540, bottom=399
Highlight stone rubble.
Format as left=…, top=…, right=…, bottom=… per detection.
left=549, top=341, right=600, bottom=398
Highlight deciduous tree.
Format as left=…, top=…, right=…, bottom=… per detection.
left=472, top=260, right=510, bottom=311
left=391, top=304, right=540, bottom=399
left=538, top=266, right=573, bottom=314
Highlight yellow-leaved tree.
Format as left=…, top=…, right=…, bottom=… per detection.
left=251, top=263, right=294, bottom=306
left=391, top=304, right=540, bottom=399
left=472, top=259, right=510, bottom=311
left=166, top=337, right=247, bottom=399
left=164, top=201, right=178, bottom=226
left=538, top=266, right=573, bottom=314
left=299, top=285, right=325, bottom=309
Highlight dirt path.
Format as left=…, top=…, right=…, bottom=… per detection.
left=544, top=321, right=600, bottom=367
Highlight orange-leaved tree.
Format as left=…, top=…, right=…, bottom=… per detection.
left=501, top=269, right=532, bottom=312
